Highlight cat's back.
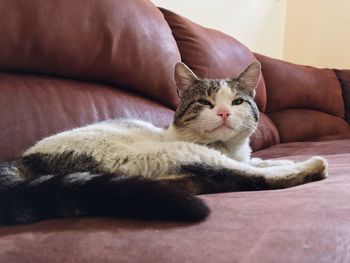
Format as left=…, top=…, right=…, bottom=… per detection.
left=24, top=119, right=164, bottom=156
left=91, top=119, right=162, bottom=136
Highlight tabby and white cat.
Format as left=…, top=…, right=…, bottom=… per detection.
left=0, top=61, right=327, bottom=224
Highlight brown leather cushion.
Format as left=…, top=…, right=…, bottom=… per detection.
left=334, top=69, right=350, bottom=123
left=160, top=8, right=267, bottom=112
left=250, top=113, right=280, bottom=152
left=269, top=110, right=350, bottom=143
left=0, top=73, right=174, bottom=162
left=1, top=140, right=349, bottom=263
left=0, top=0, right=180, bottom=108
left=256, top=54, right=344, bottom=117
left=256, top=54, right=349, bottom=142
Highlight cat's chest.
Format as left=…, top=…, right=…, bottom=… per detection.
left=207, top=140, right=251, bottom=163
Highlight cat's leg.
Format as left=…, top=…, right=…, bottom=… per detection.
left=250, top=157, right=295, bottom=168
left=158, top=152, right=327, bottom=195
left=228, top=156, right=327, bottom=189
left=105, top=141, right=327, bottom=194
left=172, top=143, right=327, bottom=191
left=157, top=156, right=327, bottom=194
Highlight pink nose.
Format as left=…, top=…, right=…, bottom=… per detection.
left=217, top=109, right=231, bottom=119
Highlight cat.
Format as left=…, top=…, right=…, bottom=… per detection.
left=0, top=61, right=327, bottom=225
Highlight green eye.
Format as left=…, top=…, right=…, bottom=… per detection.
left=232, top=99, right=243, bottom=106
left=198, top=100, right=213, bottom=108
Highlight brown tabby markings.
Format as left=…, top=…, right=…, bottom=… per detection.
left=174, top=78, right=258, bottom=128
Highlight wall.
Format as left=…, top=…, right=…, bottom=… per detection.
left=151, top=0, right=287, bottom=59
left=284, top=0, right=350, bottom=68
left=152, top=0, right=350, bottom=69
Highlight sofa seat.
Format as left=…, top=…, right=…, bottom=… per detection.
left=253, top=137, right=350, bottom=159
left=0, top=138, right=349, bottom=263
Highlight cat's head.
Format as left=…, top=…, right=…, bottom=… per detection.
left=173, top=61, right=261, bottom=143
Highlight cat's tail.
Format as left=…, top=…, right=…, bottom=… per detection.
left=0, top=164, right=209, bottom=225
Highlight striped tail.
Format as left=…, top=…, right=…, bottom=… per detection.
left=0, top=162, right=209, bottom=225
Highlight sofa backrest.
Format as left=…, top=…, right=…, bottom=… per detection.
left=0, top=0, right=181, bottom=108
left=0, top=0, right=179, bottom=162
left=0, top=0, right=349, bottom=163
left=256, top=54, right=350, bottom=143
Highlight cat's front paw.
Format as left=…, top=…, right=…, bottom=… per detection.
left=299, top=156, right=328, bottom=182
left=270, top=159, right=296, bottom=166
left=250, top=157, right=295, bottom=168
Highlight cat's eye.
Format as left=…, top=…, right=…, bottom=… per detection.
left=232, top=99, right=244, bottom=106
left=197, top=100, right=213, bottom=108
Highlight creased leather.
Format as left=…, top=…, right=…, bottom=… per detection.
left=0, top=0, right=181, bottom=108
left=255, top=53, right=345, bottom=117
left=0, top=73, right=174, bottom=162
left=269, top=109, right=350, bottom=143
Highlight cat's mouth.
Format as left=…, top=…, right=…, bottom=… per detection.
left=211, top=123, right=233, bottom=132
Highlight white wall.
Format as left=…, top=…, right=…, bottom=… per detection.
left=284, top=0, right=350, bottom=68
left=152, top=1, right=350, bottom=68
left=152, top=0, right=287, bottom=59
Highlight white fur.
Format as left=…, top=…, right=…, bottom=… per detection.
left=25, top=119, right=244, bottom=178
left=24, top=117, right=327, bottom=185
left=64, top=172, right=101, bottom=185
left=29, top=175, right=55, bottom=186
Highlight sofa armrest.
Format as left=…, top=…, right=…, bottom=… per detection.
left=334, top=69, right=350, bottom=124
left=254, top=53, right=350, bottom=143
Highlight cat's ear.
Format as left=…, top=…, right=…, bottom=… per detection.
left=237, top=61, right=261, bottom=97
left=174, top=62, right=199, bottom=98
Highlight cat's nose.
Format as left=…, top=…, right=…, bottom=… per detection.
left=217, top=109, right=231, bottom=119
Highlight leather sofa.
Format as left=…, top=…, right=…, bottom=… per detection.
left=0, top=0, right=349, bottom=262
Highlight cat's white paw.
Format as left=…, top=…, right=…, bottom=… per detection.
left=250, top=158, right=295, bottom=167
left=298, top=156, right=328, bottom=181
left=262, top=156, right=328, bottom=189
left=271, top=160, right=296, bottom=166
